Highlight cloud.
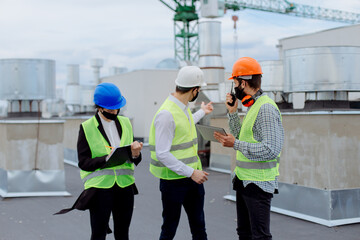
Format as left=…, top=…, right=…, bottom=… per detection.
left=0, top=0, right=359, bottom=92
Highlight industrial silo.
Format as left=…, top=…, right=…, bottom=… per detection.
left=270, top=37, right=360, bottom=225
left=284, top=46, right=360, bottom=108
left=0, top=59, right=55, bottom=116
left=0, top=59, right=69, bottom=197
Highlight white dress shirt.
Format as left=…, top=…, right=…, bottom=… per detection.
left=154, top=94, right=205, bottom=177
left=98, top=112, right=120, bottom=148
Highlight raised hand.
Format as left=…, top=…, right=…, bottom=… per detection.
left=201, top=101, right=214, bottom=115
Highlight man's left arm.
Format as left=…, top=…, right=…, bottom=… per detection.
left=234, top=104, right=284, bottom=161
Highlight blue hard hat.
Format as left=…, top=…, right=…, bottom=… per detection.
left=93, top=83, right=126, bottom=109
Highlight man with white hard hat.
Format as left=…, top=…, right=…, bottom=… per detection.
left=149, top=66, right=213, bottom=240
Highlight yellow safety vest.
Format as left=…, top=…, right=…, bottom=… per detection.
left=235, top=95, right=281, bottom=181
left=80, top=115, right=135, bottom=189
left=149, top=97, right=201, bottom=180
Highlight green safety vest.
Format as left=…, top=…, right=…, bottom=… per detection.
left=80, top=115, right=135, bottom=189
left=149, top=97, right=201, bottom=180
left=235, top=95, right=281, bottom=181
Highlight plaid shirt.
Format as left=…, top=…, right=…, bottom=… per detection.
left=228, top=93, right=284, bottom=193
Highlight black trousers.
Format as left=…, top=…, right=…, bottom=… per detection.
left=89, top=184, right=134, bottom=240
left=159, top=178, right=207, bottom=240
left=233, top=177, right=273, bottom=240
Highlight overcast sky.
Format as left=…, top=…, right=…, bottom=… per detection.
left=0, top=0, right=359, bottom=90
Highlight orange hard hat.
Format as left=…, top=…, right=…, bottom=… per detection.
left=228, top=57, right=263, bottom=80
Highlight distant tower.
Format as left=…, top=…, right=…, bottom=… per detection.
left=232, top=15, right=239, bottom=61
left=109, top=66, right=128, bottom=76
left=79, top=59, right=104, bottom=113
left=90, top=58, right=104, bottom=86
left=65, top=64, right=81, bottom=113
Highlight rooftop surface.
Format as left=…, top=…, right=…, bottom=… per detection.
left=1, top=146, right=360, bottom=240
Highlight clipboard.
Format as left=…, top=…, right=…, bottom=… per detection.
left=196, top=124, right=227, bottom=142
left=101, top=145, right=131, bottom=169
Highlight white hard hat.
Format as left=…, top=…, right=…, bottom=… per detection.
left=175, top=66, right=207, bottom=88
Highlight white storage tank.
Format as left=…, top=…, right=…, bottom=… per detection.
left=0, top=59, right=56, bottom=100
left=66, top=64, right=80, bottom=85
left=90, top=58, right=104, bottom=86
left=65, top=64, right=81, bottom=106
left=198, top=19, right=226, bottom=116
left=284, top=47, right=360, bottom=94
left=260, top=60, right=284, bottom=92
left=81, top=85, right=95, bottom=112
left=198, top=20, right=224, bottom=85
left=260, top=60, right=285, bottom=103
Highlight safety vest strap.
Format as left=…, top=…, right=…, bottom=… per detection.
left=236, top=157, right=280, bottom=170
left=149, top=138, right=198, bottom=152
left=82, top=169, right=134, bottom=183
left=150, top=156, right=198, bottom=167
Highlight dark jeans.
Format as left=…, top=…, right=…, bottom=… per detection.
left=89, top=184, right=134, bottom=240
left=234, top=177, right=273, bottom=240
left=159, top=178, right=207, bottom=240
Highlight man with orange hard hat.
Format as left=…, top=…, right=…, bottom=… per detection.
left=214, top=57, right=284, bottom=240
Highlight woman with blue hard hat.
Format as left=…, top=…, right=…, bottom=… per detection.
left=55, top=82, right=143, bottom=240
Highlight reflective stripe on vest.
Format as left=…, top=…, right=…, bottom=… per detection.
left=80, top=115, right=135, bottom=189
left=82, top=169, right=134, bottom=183
left=149, top=97, right=201, bottom=180
left=148, top=138, right=198, bottom=152
left=150, top=156, right=198, bottom=167
left=235, top=95, right=281, bottom=181
left=236, top=156, right=280, bottom=169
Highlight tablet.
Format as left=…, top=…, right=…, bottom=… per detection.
left=196, top=124, right=227, bottom=142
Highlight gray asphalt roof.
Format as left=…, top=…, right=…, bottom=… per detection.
left=1, top=146, right=360, bottom=240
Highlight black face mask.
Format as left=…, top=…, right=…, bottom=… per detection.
left=189, top=89, right=199, bottom=102
left=234, top=86, right=247, bottom=101
left=101, top=109, right=119, bottom=121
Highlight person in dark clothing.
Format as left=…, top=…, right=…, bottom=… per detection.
left=55, top=82, right=143, bottom=240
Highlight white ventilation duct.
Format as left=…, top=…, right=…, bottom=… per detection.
left=65, top=64, right=81, bottom=107
left=198, top=19, right=227, bottom=116
left=109, top=67, right=127, bottom=75
left=198, top=20, right=224, bottom=85
left=90, top=58, right=104, bottom=86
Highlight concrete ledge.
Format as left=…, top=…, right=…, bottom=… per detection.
left=0, top=168, right=70, bottom=198
left=272, top=183, right=360, bottom=226
left=224, top=182, right=360, bottom=227
left=271, top=206, right=360, bottom=227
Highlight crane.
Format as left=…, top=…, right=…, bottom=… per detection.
left=160, top=0, right=199, bottom=64
left=224, top=0, right=360, bottom=24
left=160, top=0, right=360, bottom=63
